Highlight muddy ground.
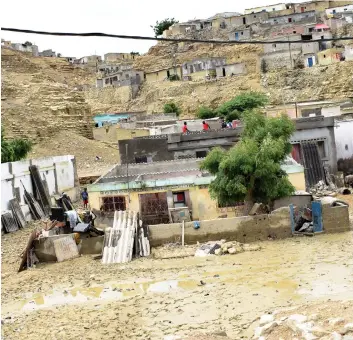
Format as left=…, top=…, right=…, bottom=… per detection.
left=1, top=225, right=353, bottom=339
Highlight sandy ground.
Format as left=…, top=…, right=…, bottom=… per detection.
left=28, top=131, right=120, bottom=178
left=2, top=225, right=353, bottom=339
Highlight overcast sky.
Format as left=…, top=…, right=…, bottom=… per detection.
left=2, top=0, right=302, bottom=58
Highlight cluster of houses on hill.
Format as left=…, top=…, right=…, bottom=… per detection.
left=95, top=0, right=353, bottom=88
left=2, top=0, right=353, bottom=90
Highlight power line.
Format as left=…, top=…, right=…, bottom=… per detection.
left=2, top=27, right=353, bottom=45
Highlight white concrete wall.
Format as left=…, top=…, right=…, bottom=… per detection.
left=335, top=119, right=353, bottom=160
left=344, top=45, right=353, bottom=61
left=321, top=105, right=341, bottom=117
left=1, top=155, right=78, bottom=220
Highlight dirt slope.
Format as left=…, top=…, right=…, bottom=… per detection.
left=1, top=48, right=95, bottom=142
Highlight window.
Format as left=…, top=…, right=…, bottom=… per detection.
left=254, top=15, right=257, bottom=18
left=135, top=155, right=152, bottom=163
left=105, top=78, right=109, bottom=84
left=309, top=27, right=314, bottom=32
left=173, top=192, right=186, bottom=208
left=101, top=196, right=126, bottom=212
left=288, top=18, right=292, bottom=23
left=293, top=31, right=296, bottom=34
left=272, top=43, right=277, bottom=48
left=323, top=54, right=326, bottom=58
left=184, top=64, right=188, bottom=70
left=218, top=200, right=244, bottom=208
left=196, top=150, right=208, bottom=158
left=317, top=141, right=326, bottom=158
left=241, top=31, right=244, bottom=35
left=112, top=76, right=118, bottom=81
left=273, top=8, right=275, bottom=11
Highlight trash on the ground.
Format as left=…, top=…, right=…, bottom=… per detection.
left=194, top=241, right=222, bottom=257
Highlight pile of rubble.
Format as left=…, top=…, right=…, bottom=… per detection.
left=309, top=180, right=351, bottom=200
left=195, top=240, right=261, bottom=257
left=254, top=311, right=353, bottom=340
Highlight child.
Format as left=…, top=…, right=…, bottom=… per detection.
left=81, top=188, right=89, bottom=209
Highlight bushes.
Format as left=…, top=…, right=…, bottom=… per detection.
left=168, top=74, right=180, bottom=81
left=216, top=92, right=268, bottom=118
left=1, top=128, right=32, bottom=163
left=197, top=106, right=216, bottom=119
left=163, top=102, right=181, bottom=116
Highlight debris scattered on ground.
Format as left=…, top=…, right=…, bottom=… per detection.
left=195, top=240, right=261, bottom=257
left=253, top=301, right=353, bottom=340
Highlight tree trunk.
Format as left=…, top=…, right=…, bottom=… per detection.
left=244, top=177, right=255, bottom=215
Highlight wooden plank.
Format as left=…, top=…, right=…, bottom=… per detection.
left=10, top=198, right=26, bottom=229
left=18, top=229, right=38, bottom=272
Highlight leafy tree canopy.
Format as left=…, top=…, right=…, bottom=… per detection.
left=151, top=18, right=179, bottom=37
left=216, top=92, right=268, bottom=118
left=200, top=111, right=295, bottom=210
left=1, top=128, right=32, bottom=163
left=163, top=102, right=181, bottom=116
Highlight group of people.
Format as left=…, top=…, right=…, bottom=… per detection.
left=181, top=119, right=233, bottom=133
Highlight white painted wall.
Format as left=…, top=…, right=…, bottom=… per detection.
left=334, top=119, right=353, bottom=160
left=245, top=3, right=286, bottom=14
left=326, top=5, right=353, bottom=15
left=1, top=155, right=78, bottom=220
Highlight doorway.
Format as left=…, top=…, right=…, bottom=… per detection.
left=139, top=192, right=170, bottom=225
left=307, top=57, right=313, bottom=67
left=222, top=67, right=226, bottom=77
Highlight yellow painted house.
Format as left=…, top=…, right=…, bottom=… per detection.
left=145, top=67, right=182, bottom=82
left=88, top=158, right=306, bottom=225
left=318, top=48, right=343, bottom=66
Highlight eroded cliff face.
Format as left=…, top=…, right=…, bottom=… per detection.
left=1, top=48, right=95, bottom=142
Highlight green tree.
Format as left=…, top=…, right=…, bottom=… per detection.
left=200, top=111, right=295, bottom=213
left=197, top=106, right=216, bottom=119
left=163, top=102, right=181, bottom=116
left=151, top=18, right=179, bottom=37
left=216, top=92, right=268, bottom=118
left=1, top=128, right=32, bottom=163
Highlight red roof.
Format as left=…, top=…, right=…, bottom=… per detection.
left=315, top=24, right=330, bottom=29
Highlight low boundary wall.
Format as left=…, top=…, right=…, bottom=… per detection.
left=149, top=205, right=351, bottom=247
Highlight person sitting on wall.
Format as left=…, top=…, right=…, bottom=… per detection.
left=202, top=121, right=210, bottom=131
left=221, top=119, right=227, bottom=129
left=182, top=122, right=189, bottom=133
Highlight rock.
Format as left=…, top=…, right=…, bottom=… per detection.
left=329, top=318, right=345, bottom=327
left=288, top=314, right=308, bottom=324
left=254, top=321, right=278, bottom=337
left=344, top=324, right=353, bottom=333
left=331, top=332, right=343, bottom=340
left=259, top=314, right=275, bottom=326
left=214, top=248, right=223, bottom=255
left=228, top=247, right=237, bottom=254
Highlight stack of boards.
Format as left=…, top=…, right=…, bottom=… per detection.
left=102, top=210, right=150, bottom=264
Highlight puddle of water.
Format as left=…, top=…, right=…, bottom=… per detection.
left=2, top=279, right=201, bottom=316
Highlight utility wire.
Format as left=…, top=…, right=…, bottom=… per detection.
left=2, top=27, right=353, bottom=45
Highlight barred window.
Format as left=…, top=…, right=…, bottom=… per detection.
left=218, top=201, right=244, bottom=208
left=101, top=196, right=126, bottom=212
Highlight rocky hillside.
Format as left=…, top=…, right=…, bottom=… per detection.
left=1, top=48, right=95, bottom=142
